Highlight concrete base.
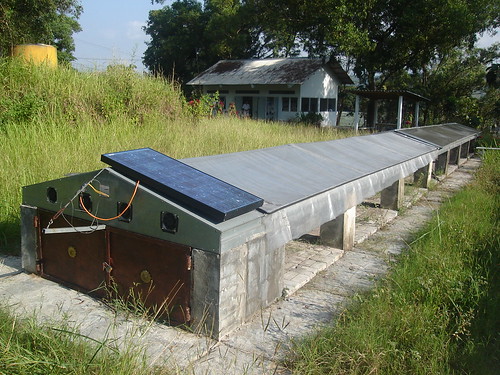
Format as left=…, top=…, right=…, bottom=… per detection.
left=320, top=206, right=356, bottom=250
left=380, top=179, right=405, bottom=210
left=191, top=233, right=284, bottom=339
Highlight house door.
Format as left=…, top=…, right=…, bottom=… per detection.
left=266, top=97, right=276, bottom=120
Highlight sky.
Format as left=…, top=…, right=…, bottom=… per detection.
left=73, top=0, right=170, bottom=72
left=73, top=0, right=499, bottom=73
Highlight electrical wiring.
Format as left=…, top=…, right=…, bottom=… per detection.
left=79, top=180, right=140, bottom=221
left=88, top=183, right=110, bottom=197
left=45, top=169, right=106, bottom=230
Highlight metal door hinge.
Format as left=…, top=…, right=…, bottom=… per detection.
left=186, top=255, right=192, bottom=271
left=34, top=216, right=39, bottom=228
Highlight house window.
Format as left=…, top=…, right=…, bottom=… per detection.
left=320, top=98, right=336, bottom=112
left=282, top=97, right=298, bottom=112
left=301, top=97, right=318, bottom=113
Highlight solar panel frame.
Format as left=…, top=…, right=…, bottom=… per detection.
left=101, top=148, right=264, bottom=223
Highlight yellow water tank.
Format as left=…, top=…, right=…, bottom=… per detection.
left=12, top=44, right=58, bottom=67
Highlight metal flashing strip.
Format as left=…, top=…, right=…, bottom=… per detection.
left=42, top=225, right=106, bottom=234
left=101, top=148, right=263, bottom=223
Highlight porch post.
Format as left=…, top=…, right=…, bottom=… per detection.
left=396, top=95, right=403, bottom=129
left=354, top=95, right=360, bottom=132
left=415, top=101, right=420, bottom=127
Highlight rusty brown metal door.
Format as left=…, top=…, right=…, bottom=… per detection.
left=107, top=227, right=192, bottom=325
left=38, top=210, right=107, bottom=296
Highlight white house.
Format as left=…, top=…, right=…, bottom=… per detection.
left=187, top=58, right=353, bottom=126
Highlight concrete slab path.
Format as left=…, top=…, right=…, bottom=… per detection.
left=0, top=158, right=480, bottom=375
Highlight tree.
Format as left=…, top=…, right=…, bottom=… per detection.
left=0, top=0, right=82, bottom=63
left=144, top=0, right=205, bottom=82
left=144, top=0, right=261, bottom=83
left=383, top=44, right=500, bottom=128
left=254, top=0, right=499, bottom=85
left=253, top=0, right=499, bottom=125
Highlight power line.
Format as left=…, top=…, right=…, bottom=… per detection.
left=75, top=57, right=142, bottom=62
left=74, top=37, right=125, bottom=53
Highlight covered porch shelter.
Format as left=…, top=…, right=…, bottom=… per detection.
left=351, top=90, right=430, bottom=131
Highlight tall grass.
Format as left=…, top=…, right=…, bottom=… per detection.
left=288, top=151, right=499, bottom=374
left=0, top=58, right=354, bottom=253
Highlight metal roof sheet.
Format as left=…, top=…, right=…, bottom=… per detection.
left=395, top=123, right=479, bottom=151
left=351, top=89, right=430, bottom=102
left=187, top=58, right=353, bottom=86
left=182, top=132, right=438, bottom=214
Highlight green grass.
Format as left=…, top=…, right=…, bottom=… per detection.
left=287, top=151, right=499, bottom=374
left=0, top=307, right=172, bottom=375
left=0, top=58, right=354, bottom=254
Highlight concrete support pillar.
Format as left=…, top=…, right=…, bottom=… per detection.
left=21, top=204, right=38, bottom=273
left=320, top=206, right=356, bottom=250
left=449, top=146, right=460, bottom=165
left=354, top=95, right=360, bottom=132
left=396, top=95, right=403, bottom=129
left=460, top=141, right=470, bottom=159
left=436, top=151, right=450, bottom=175
left=414, top=101, right=420, bottom=127
left=380, top=178, right=405, bottom=210
left=469, top=138, right=476, bottom=155
left=413, top=163, right=432, bottom=188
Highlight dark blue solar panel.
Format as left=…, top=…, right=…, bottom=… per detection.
left=101, top=148, right=263, bottom=223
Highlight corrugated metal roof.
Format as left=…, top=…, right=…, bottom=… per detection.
left=395, top=123, right=479, bottom=151
left=187, top=58, right=353, bottom=86
left=351, top=89, right=430, bottom=102
left=182, top=131, right=438, bottom=214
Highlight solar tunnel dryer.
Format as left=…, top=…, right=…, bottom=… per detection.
left=20, top=123, right=479, bottom=339
left=21, top=148, right=265, bottom=330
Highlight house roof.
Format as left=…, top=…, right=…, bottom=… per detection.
left=187, top=58, right=354, bottom=86
left=350, top=89, right=430, bottom=102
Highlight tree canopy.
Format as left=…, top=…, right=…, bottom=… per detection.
left=144, top=0, right=261, bottom=83
left=253, top=0, right=499, bottom=89
left=0, top=0, right=82, bottom=63
left=145, top=0, right=499, bottom=86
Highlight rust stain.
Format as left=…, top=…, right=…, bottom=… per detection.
left=210, top=60, right=245, bottom=74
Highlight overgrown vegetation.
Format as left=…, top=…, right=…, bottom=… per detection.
left=0, top=58, right=354, bottom=254
left=288, top=151, right=499, bottom=374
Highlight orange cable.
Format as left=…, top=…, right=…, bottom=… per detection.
left=79, top=180, right=140, bottom=221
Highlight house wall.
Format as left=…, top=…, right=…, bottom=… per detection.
left=300, top=69, right=339, bottom=126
